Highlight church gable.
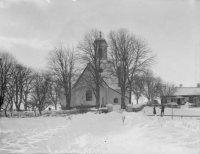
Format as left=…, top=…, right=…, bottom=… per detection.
left=71, top=64, right=97, bottom=107
left=73, top=64, right=95, bottom=91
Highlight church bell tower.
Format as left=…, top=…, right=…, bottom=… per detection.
left=94, top=32, right=108, bottom=60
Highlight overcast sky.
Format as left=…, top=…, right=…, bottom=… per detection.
left=0, top=0, right=200, bottom=87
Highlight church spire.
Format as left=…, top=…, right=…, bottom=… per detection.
left=100, top=31, right=102, bottom=40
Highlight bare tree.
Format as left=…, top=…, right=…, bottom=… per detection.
left=132, top=75, right=144, bottom=104
left=48, top=45, right=77, bottom=109
left=126, top=38, right=155, bottom=104
left=142, top=69, right=162, bottom=102
left=1, top=85, right=15, bottom=117
left=77, top=30, right=107, bottom=108
left=1, top=97, right=13, bottom=117
left=158, top=82, right=177, bottom=104
left=5, top=63, right=34, bottom=111
left=0, top=52, right=16, bottom=111
left=48, top=77, right=62, bottom=110
left=108, top=29, right=155, bottom=109
left=30, top=71, right=51, bottom=115
left=5, top=76, right=15, bottom=115
left=12, top=64, right=24, bottom=111
left=22, top=67, right=34, bottom=111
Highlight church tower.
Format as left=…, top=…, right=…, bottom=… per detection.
left=94, top=32, right=108, bottom=60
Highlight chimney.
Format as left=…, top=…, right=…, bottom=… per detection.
left=197, top=83, right=200, bottom=87
left=179, top=84, right=182, bottom=87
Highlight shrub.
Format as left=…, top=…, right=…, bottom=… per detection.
left=101, top=108, right=108, bottom=113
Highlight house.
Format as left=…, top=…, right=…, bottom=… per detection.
left=164, top=84, right=200, bottom=105
left=60, top=36, right=129, bottom=108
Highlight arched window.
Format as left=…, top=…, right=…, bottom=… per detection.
left=98, top=48, right=102, bottom=59
left=114, top=98, right=118, bottom=104
left=86, top=90, right=92, bottom=101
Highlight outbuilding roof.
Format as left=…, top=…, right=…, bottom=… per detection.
left=172, top=87, right=200, bottom=96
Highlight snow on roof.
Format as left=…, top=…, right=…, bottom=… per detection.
left=173, top=87, right=200, bottom=96
left=104, top=77, right=129, bottom=97
left=73, top=62, right=129, bottom=97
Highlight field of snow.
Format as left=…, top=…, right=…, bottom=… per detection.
left=0, top=107, right=200, bottom=154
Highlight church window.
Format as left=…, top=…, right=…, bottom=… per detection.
left=114, top=98, right=118, bottom=104
left=86, top=90, right=92, bottom=101
left=98, top=48, right=103, bottom=59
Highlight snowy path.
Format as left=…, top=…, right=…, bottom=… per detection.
left=0, top=112, right=200, bottom=154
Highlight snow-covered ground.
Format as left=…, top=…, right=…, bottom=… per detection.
left=0, top=107, right=200, bottom=154
left=143, top=105, right=200, bottom=116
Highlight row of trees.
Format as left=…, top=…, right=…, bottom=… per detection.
left=132, top=69, right=176, bottom=104
left=0, top=28, right=176, bottom=115
left=0, top=46, right=77, bottom=116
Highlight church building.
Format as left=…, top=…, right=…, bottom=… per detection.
left=61, top=35, right=129, bottom=108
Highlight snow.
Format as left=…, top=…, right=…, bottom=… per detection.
left=133, top=103, right=146, bottom=108
left=45, top=105, right=61, bottom=111
left=106, top=103, right=113, bottom=112
left=181, top=102, right=193, bottom=109
left=143, top=106, right=200, bottom=116
left=0, top=108, right=200, bottom=153
left=113, top=104, right=123, bottom=113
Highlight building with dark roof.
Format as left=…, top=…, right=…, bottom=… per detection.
left=165, top=85, right=200, bottom=105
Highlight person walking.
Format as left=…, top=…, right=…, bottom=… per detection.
left=153, top=105, right=156, bottom=116
left=161, top=104, right=165, bottom=117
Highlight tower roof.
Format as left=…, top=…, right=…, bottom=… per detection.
left=94, top=38, right=108, bottom=46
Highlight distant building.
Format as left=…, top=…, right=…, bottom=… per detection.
left=164, top=84, right=200, bottom=105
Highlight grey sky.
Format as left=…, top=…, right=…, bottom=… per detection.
left=0, top=0, right=200, bottom=87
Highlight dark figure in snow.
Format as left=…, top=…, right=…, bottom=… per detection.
left=161, top=104, right=165, bottom=117
left=49, top=107, right=51, bottom=111
left=153, top=106, right=156, bottom=115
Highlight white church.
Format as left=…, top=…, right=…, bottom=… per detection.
left=61, top=36, right=129, bottom=108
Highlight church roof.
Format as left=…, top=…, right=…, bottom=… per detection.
left=104, top=77, right=129, bottom=97
left=73, top=62, right=129, bottom=98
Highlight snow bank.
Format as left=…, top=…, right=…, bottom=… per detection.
left=113, top=104, right=122, bottom=113
left=106, top=104, right=113, bottom=112
left=105, top=104, right=123, bottom=113
left=126, top=104, right=133, bottom=112
left=181, top=102, right=192, bottom=109
left=133, top=103, right=146, bottom=108
left=132, top=103, right=146, bottom=112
